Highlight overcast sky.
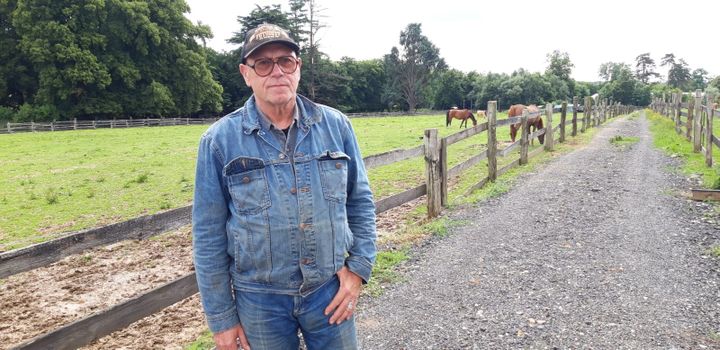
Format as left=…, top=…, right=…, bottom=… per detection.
left=184, top=0, right=718, bottom=82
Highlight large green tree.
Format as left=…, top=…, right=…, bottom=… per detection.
left=383, top=23, right=446, bottom=112
left=4, top=0, right=222, bottom=119
left=634, top=53, right=660, bottom=84
left=660, top=53, right=691, bottom=89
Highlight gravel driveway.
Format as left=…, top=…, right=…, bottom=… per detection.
left=356, top=112, right=720, bottom=349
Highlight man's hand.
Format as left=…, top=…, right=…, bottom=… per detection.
left=324, top=266, right=362, bottom=324
left=213, top=324, right=251, bottom=350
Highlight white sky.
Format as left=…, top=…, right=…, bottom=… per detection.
left=184, top=0, right=719, bottom=82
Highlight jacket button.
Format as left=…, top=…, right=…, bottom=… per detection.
left=279, top=153, right=286, bottom=159
left=242, top=176, right=250, bottom=183
left=335, top=162, right=342, bottom=169
left=299, top=223, right=305, bottom=230
left=290, top=187, right=297, bottom=194
left=301, top=258, right=311, bottom=265
left=296, top=152, right=304, bottom=157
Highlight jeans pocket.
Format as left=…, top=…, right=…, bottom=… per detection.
left=318, top=150, right=350, bottom=203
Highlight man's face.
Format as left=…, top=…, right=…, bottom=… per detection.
left=240, top=43, right=301, bottom=108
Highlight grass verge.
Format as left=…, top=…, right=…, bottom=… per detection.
left=646, top=109, right=720, bottom=189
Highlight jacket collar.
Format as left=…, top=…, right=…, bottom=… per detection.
left=241, top=94, right=322, bottom=135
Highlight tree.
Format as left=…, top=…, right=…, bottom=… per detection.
left=599, top=62, right=631, bottom=82
left=545, top=50, right=574, bottom=81
left=634, top=53, right=660, bottom=83
left=229, top=5, right=294, bottom=46
left=690, top=68, right=709, bottom=90
left=384, top=23, right=446, bottom=112
left=336, top=58, right=386, bottom=112
left=660, top=53, right=691, bottom=89
left=598, top=63, right=650, bottom=105
left=7, top=0, right=222, bottom=119
left=432, top=69, right=466, bottom=110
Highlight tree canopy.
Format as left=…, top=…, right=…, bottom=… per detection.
left=1, top=0, right=222, bottom=121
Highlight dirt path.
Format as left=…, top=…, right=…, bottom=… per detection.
left=356, top=112, right=720, bottom=349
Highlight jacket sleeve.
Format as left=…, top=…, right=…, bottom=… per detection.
left=192, top=134, right=240, bottom=333
left=341, top=116, right=377, bottom=283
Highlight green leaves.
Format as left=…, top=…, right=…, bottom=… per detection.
left=2, top=0, right=222, bottom=120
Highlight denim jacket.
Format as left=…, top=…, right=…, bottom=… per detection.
left=192, top=94, right=377, bottom=333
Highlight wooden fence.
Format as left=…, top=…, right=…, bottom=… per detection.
left=5, top=96, right=636, bottom=349
left=650, top=89, right=718, bottom=167
left=0, top=117, right=221, bottom=134
left=0, top=111, right=448, bottom=134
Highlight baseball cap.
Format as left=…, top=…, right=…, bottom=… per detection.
left=240, top=23, right=300, bottom=63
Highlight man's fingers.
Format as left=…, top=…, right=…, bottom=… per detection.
left=329, top=297, right=355, bottom=324
left=324, top=291, right=343, bottom=316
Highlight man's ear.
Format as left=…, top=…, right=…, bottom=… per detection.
left=239, top=64, right=251, bottom=86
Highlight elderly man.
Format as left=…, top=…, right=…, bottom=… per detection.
left=192, top=23, right=377, bottom=350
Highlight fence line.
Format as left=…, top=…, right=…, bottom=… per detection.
left=650, top=89, right=717, bottom=167
left=7, top=96, right=638, bottom=349
left=0, top=111, right=453, bottom=134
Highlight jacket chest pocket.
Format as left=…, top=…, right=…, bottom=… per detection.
left=224, top=157, right=271, bottom=214
left=318, top=151, right=350, bottom=203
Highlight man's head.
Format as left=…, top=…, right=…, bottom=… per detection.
left=239, top=24, right=302, bottom=110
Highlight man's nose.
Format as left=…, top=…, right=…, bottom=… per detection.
left=269, top=61, right=284, bottom=76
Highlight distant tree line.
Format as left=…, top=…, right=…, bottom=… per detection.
left=1, top=0, right=718, bottom=123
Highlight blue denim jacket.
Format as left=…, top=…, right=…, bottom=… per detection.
left=192, top=94, right=377, bottom=333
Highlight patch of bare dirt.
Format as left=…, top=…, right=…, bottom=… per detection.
left=1, top=203, right=415, bottom=349
left=0, top=226, right=195, bottom=349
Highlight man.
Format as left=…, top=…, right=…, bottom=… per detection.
left=192, top=23, right=377, bottom=350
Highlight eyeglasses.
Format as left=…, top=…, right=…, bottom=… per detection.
left=246, top=56, right=300, bottom=77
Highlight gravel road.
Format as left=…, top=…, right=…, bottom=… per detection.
left=356, top=112, right=720, bottom=349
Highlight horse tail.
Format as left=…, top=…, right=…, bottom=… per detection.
left=446, top=110, right=451, bottom=127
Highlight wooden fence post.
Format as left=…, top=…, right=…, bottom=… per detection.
left=50, top=120, right=55, bottom=132
left=706, top=94, right=714, bottom=167
left=693, top=89, right=702, bottom=152
left=672, top=93, right=679, bottom=134
left=572, top=96, right=578, bottom=137
left=487, top=101, right=498, bottom=182
left=545, top=103, right=554, bottom=151
left=6, top=122, right=10, bottom=133
left=520, top=110, right=529, bottom=165
left=582, top=97, right=589, bottom=133
left=687, top=96, right=694, bottom=141
left=73, top=118, right=77, bottom=130
left=560, top=101, right=567, bottom=143
left=424, top=129, right=442, bottom=218
left=31, top=121, right=35, bottom=132
left=440, top=137, right=448, bottom=207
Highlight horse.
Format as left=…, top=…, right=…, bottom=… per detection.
left=476, top=110, right=487, bottom=119
left=508, top=104, right=545, bottom=144
left=446, top=109, right=477, bottom=128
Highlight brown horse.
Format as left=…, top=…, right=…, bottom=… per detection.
left=508, top=104, right=545, bottom=144
left=446, top=109, right=477, bottom=128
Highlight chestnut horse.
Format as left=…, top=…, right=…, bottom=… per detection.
left=446, top=109, right=477, bottom=128
left=508, top=104, right=545, bottom=144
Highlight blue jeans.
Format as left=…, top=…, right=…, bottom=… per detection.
left=235, top=276, right=357, bottom=350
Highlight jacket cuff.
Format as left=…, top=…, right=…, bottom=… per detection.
left=206, top=306, right=241, bottom=334
left=345, top=255, right=373, bottom=283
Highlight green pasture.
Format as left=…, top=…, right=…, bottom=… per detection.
left=0, top=111, right=566, bottom=250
